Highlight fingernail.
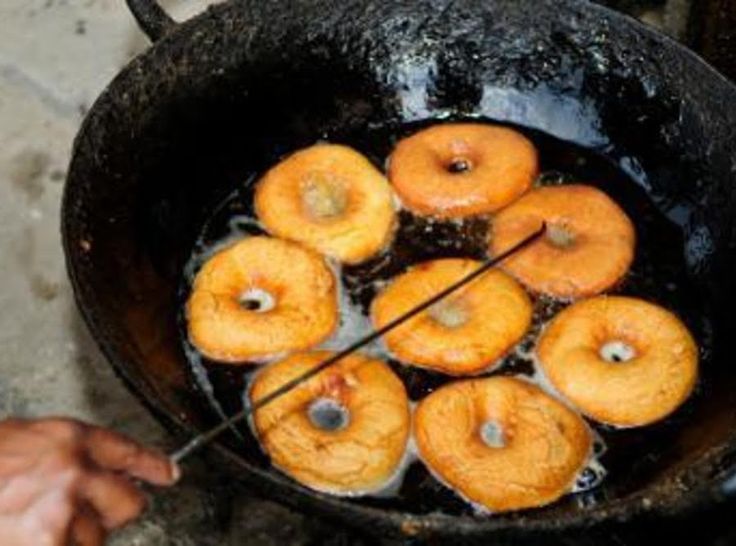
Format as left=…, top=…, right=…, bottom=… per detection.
left=170, top=461, right=182, bottom=483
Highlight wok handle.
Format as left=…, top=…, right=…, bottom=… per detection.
left=125, top=0, right=176, bottom=42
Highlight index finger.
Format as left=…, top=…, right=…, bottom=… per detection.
left=82, top=427, right=180, bottom=486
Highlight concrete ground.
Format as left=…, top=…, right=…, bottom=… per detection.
left=0, top=2, right=323, bottom=544
left=0, top=1, right=691, bottom=544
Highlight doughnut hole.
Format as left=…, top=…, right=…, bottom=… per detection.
left=308, top=398, right=350, bottom=431
left=439, top=138, right=477, bottom=176
left=546, top=222, right=577, bottom=249
left=301, top=172, right=349, bottom=220
left=446, top=157, right=474, bottom=174
left=599, top=340, right=637, bottom=363
left=593, top=324, right=647, bottom=364
left=479, top=420, right=506, bottom=448
left=238, top=287, right=276, bottom=312
left=428, top=299, right=470, bottom=329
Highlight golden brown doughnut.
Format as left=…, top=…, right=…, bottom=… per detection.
left=250, top=351, right=411, bottom=494
left=254, top=144, right=396, bottom=264
left=489, top=184, right=636, bottom=299
left=186, top=236, right=337, bottom=363
left=537, top=296, right=698, bottom=427
left=414, top=376, right=592, bottom=512
left=371, top=259, right=532, bottom=375
left=388, top=123, right=538, bottom=218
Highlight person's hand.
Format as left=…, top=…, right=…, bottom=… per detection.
left=0, top=417, right=179, bottom=546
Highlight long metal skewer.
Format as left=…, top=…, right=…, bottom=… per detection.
left=170, top=223, right=546, bottom=463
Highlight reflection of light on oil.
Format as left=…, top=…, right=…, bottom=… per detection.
left=317, top=260, right=388, bottom=359
left=183, top=213, right=264, bottom=284
left=572, top=457, right=607, bottom=493
left=182, top=340, right=244, bottom=441
left=387, top=56, right=441, bottom=120
left=479, top=82, right=608, bottom=149
left=618, top=156, right=650, bottom=189
left=685, top=224, right=715, bottom=273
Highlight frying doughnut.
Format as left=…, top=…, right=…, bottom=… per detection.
left=388, top=123, right=538, bottom=218
left=414, top=377, right=592, bottom=512
left=254, top=144, right=396, bottom=264
left=371, top=259, right=532, bottom=375
left=250, top=351, right=411, bottom=494
left=186, top=236, right=337, bottom=363
left=537, top=296, right=698, bottom=427
left=489, top=185, right=635, bottom=299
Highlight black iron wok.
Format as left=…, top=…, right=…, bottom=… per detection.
left=62, top=0, right=736, bottom=541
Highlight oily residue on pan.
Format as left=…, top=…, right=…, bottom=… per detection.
left=176, top=119, right=712, bottom=516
